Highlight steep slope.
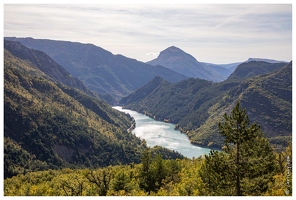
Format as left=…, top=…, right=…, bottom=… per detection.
left=4, top=40, right=95, bottom=97
left=120, top=76, right=171, bottom=105
left=227, top=61, right=288, bottom=81
left=190, top=62, right=292, bottom=149
left=147, top=46, right=231, bottom=82
left=5, top=37, right=187, bottom=104
left=121, top=61, right=291, bottom=149
left=122, top=77, right=240, bottom=138
left=4, top=45, right=184, bottom=179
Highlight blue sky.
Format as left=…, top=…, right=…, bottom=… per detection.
left=3, top=2, right=292, bottom=64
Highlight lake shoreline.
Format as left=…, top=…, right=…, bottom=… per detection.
left=113, top=106, right=213, bottom=158
left=119, top=106, right=221, bottom=152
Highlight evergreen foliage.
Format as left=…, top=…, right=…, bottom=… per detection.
left=199, top=101, right=278, bottom=196
left=4, top=103, right=290, bottom=196
left=4, top=146, right=289, bottom=196
left=198, top=151, right=234, bottom=195
left=3, top=38, right=292, bottom=196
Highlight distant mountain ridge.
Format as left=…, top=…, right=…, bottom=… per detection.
left=201, top=62, right=242, bottom=73
left=246, top=58, right=288, bottom=63
left=227, top=61, right=288, bottom=80
left=147, top=46, right=232, bottom=82
left=5, top=37, right=187, bottom=104
left=120, top=76, right=171, bottom=106
left=147, top=45, right=289, bottom=83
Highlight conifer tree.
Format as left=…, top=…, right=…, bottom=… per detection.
left=112, top=170, right=130, bottom=192
left=154, top=154, right=165, bottom=190
left=199, top=101, right=277, bottom=196
left=198, top=150, right=234, bottom=195
left=139, top=148, right=154, bottom=194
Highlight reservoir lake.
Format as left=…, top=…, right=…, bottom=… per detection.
left=113, top=106, right=212, bottom=158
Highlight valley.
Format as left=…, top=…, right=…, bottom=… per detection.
left=3, top=40, right=184, bottom=179
left=113, top=106, right=212, bottom=158
left=121, top=61, right=291, bottom=150
left=3, top=37, right=292, bottom=196
left=5, top=37, right=188, bottom=104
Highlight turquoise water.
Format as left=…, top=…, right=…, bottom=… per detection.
left=113, top=106, right=212, bottom=158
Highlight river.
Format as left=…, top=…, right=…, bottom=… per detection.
left=113, top=106, right=212, bottom=158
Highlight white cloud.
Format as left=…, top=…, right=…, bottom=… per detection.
left=146, top=52, right=159, bottom=56
left=4, top=4, right=292, bottom=63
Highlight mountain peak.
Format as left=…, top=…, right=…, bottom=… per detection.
left=159, top=46, right=187, bottom=57
left=165, top=46, right=182, bottom=51
left=149, top=46, right=197, bottom=65
left=147, top=46, right=229, bottom=82
left=246, top=58, right=288, bottom=64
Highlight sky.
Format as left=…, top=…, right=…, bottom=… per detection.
left=3, top=2, right=293, bottom=64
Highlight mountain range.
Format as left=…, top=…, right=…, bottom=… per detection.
left=5, top=37, right=288, bottom=105
left=5, top=37, right=187, bottom=104
left=4, top=40, right=184, bottom=179
left=121, top=61, right=291, bottom=150
left=4, top=36, right=291, bottom=178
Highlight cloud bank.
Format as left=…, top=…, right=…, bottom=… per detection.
left=4, top=4, right=292, bottom=63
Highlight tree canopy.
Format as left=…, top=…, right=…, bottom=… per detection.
left=199, top=101, right=278, bottom=195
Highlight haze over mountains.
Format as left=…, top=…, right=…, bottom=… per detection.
left=5, top=37, right=187, bottom=104
left=147, top=46, right=288, bottom=83
left=4, top=38, right=291, bottom=147
left=5, top=37, right=288, bottom=105
left=147, top=46, right=232, bottom=82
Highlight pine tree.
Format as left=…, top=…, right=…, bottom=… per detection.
left=139, top=148, right=154, bottom=194
left=112, top=170, right=130, bottom=192
left=198, top=150, right=234, bottom=195
left=199, top=101, right=277, bottom=196
left=154, top=154, right=165, bottom=190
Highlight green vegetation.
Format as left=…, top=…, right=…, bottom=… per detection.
left=4, top=43, right=183, bottom=179
left=4, top=155, right=185, bottom=196
left=121, top=61, right=291, bottom=150
left=4, top=145, right=292, bottom=196
left=3, top=39, right=292, bottom=196
left=199, top=102, right=277, bottom=195
left=4, top=102, right=292, bottom=196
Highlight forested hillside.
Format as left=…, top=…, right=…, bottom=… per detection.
left=5, top=37, right=188, bottom=104
left=4, top=42, right=184, bottom=179
left=121, top=61, right=291, bottom=150
left=4, top=120, right=292, bottom=196
left=4, top=155, right=290, bottom=196
left=4, top=59, right=292, bottom=196
left=4, top=40, right=94, bottom=97
left=188, top=61, right=292, bottom=149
